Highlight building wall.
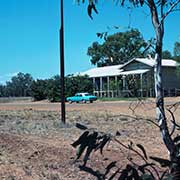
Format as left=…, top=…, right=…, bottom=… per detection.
left=162, top=67, right=180, bottom=89
left=123, top=61, right=151, bottom=71
left=92, top=62, right=180, bottom=97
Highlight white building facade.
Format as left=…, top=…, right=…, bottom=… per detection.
left=80, top=58, right=180, bottom=98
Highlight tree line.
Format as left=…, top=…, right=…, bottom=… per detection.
left=0, top=72, right=93, bottom=102
left=0, top=30, right=179, bottom=102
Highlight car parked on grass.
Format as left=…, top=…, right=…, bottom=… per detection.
left=66, top=93, right=97, bottom=103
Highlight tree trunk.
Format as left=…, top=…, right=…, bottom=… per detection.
left=154, top=23, right=180, bottom=180
left=148, top=0, right=176, bottom=166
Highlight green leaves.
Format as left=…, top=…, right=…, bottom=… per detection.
left=95, top=134, right=110, bottom=154
left=76, top=123, right=88, bottom=130
left=65, top=75, right=93, bottom=98
left=88, top=29, right=148, bottom=67
left=87, top=2, right=98, bottom=19
left=149, top=156, right=171, bottom=167
left=72, top=127, right=175, bottom=179
left=137, top=144, right=148, bottom=160
left=72, top=129, right=111, bottom=165
left=119, top=164, right=139, bottom=180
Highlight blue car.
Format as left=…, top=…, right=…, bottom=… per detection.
left=66, top=93, right=97, bottom=103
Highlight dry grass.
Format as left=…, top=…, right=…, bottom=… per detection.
left=0, top=98, right=180, bottom=179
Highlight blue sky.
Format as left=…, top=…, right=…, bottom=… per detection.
left=0, top=0, right=179, bottom=84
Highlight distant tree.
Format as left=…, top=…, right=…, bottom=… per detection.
left=174, top=42, right=180, bottom=76
left=162, top=50, right=172, bottom=59
left=87, top=29, right=147, bottom=67
left=46, top=75, right=61, bottom=102
left=174, top=41, right=180, bottom=61
left=0, top=85, right=6, bottom=97
left=6, top=72, right=33, bottom=97
left=65, top=75, right=93, bottom=97
left=31, top=79, right=48, bottom=101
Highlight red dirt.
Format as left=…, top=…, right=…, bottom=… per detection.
left=0, top=97, right=180, bottom=179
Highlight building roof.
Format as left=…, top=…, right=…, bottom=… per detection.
left=119, top=69, right=150, bottom=75
left=120, top=58, right=177, bottom=69
left=80, top=58, right=177, bottom=78
left=80, top=64, right=123, bottom=77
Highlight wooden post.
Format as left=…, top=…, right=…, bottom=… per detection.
left=140, top=73, right=143, bottom=97
left=100, top=77, right=103, bottom=98
left=60, top=0, right=65, bottom=124
left=123, top=75, right=126, bottom=90
left=107, top=76, right=110, bottom=97
left=93, top=77, right=96, bottom=93
left=115, top=76, right=118, bottom=97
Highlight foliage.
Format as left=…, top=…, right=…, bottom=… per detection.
left=30, top=74, right=93, bottom=102
left=72, top=123, right=180, bottom=180
left=0, top=72, right=93, bottom=102
left=173, top=42, right=180, bottom=76
left=31, top=79, right=48, bottom=101
left=46, top=75, right=61, bottom=102
left=87, top=29, right=147, bottom=67
left=162, top=51, right=173, bottom=59
left=0, top=85, right=6, bottom=97
left=173, top=42, right=180, bottom=61
left=65, top=75, right=93, bottom=97
left=1, top=72, right=34, bottom=97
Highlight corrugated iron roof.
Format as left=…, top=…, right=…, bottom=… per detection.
left=80, top=58, right=177, bottom=78
left=119, top=69, right=150, bottom=75
left=121, top=58, right=177, bottom=69
left=80, top=64, right=123, bottom=77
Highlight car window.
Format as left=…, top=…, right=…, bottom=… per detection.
left=84, top=93, right=91, bottom=96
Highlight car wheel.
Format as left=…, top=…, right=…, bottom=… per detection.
left=69, top=101, right=73, bottom=104
left=82, top=100, right=86, bottom=103
left=90, top=100, right=93, bottom=103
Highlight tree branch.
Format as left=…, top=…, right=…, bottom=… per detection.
left=160, top=0, right=180, bottom=23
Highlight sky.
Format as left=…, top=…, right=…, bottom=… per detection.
left=0, top=0, right=179, bottom=84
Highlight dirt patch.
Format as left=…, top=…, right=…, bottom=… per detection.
left=0, top=98, right=180, bottom=179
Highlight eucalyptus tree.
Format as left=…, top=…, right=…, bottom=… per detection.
left=76, top=0, right=180, bottom=176
left=87, top=29, right=147, bottom=67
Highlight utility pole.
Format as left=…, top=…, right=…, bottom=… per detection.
left=60, top=0, right=65, bottom=123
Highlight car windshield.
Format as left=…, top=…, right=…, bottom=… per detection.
left=84, top=93, right=91, bottom=96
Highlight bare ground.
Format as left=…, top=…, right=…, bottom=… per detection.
left=0, top=97, right=180, bottom=179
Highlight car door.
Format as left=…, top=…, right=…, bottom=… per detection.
left=78, top=94, right=83, bottom=101
left=74, top=94, right=82, bottom=102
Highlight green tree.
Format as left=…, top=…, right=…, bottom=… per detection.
left=174, top=41, right=180, bottom=61
left=6, top=72, right=33, bottom=97
left=31, top=79, right=48, bottom=101
left=174, top=42, right=180, bottom=76
left=46, top=75, right=61, bottom=102
left=87, top=29, right=147, bottom=67
left=65, top=75, right=93, bottom=97
left=162, top=50, right=172, bottom=59
left=0, top=85, right=6, bottom=97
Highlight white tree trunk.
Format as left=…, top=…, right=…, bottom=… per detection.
left=154, top=51, right=175, bottom=158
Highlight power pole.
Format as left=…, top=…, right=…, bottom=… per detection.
left=60, top=0, right=65, bottom=123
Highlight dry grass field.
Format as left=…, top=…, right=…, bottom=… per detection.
left=0, top=97, right=180, bottom=179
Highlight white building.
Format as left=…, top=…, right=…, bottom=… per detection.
left=80, top=58, right=180, bottom=97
